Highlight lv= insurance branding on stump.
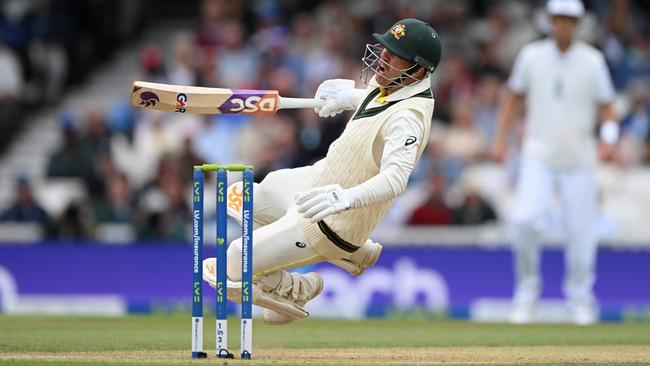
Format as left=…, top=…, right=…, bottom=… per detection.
left=192, top=164, right=254, bottom=359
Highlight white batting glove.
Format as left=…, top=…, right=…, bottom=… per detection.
left=314, top=79, right=357, bottom=118
left=295, top=184, right=354, bottom=223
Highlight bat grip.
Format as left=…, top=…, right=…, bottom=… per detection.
left=278, top=97, right=325, bottom=110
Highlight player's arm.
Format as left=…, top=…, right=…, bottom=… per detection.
left=345, top=111, right=423, bottom=204
left=493, top=46, right=529, bottom=162
left=595, top=54, right=619, bottom=161
left=493, top=91, right=524, bottom=162
left=295, top=110, right=423, bottom=222
left=598, top=102, right=618, bottom=160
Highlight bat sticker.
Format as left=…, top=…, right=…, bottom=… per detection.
left=175, top=93, right=188, bottom=113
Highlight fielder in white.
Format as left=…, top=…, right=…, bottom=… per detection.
left=493, top=0, right=618, bottom=325
left=202, top=18, right=441, bottom=324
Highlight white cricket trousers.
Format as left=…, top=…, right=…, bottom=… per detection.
left=226, top=165, right=377, bottom=287
left=226, top=166, right=322, bottom=284
left=511, top=158, right=598, bottom=308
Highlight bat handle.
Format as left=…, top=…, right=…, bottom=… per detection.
left=278, top=97, right=325, bottom=110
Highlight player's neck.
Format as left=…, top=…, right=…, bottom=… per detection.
left=554, top=38, right=573, bottom=53
left=381, top=86, right=401, bottom=96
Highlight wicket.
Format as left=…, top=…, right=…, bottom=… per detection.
left=192, top=164, right=254, bottom=359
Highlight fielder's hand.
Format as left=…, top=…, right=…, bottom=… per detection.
left=491, top=139, right=507, bottom=163
left=314, top=79, right=357, bottom=118
left=295, top=184, right=353, bottom=222
left=598, top=142, right=616, bottom=162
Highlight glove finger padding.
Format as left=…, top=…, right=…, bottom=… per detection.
left=313, top=79, right=356, bottom=116
left=310, top=207, right=335, bottom=223
left=297, top=194, right=324, bottom=214
left=302, top=199, right=331, bottom=219
left=319, top=99, right=343, bottom=118
left=295, top=188, right=322, bottom=206
left=315, top=79, right=355, bottom=98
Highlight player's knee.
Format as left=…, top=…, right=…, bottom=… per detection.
left=511, top=213, right=538, bottom=232
left=256, top=172, right=279, bottom=201
left=509, top=216, right=543, bottom=246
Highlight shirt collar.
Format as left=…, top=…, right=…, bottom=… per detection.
left=368, top=75, right=432, bottom=103
left=550, top=38, right=578, bottom=59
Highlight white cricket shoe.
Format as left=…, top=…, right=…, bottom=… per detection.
left=330, top=240, right=383, bottom=276
left=262, top=272, right=324, bottom=325
left=571, top=305, right=597, bottom=325
left=509, top=302, right=535, bottom=324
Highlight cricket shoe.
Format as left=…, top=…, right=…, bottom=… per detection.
left=202, top=258, right=309, bottom=321
left=261, top=272, right=324, bottom=326
left=509, top=302, right=535, bottom=324
left=330, top=240, right=382, bottom=276
left=570, top=304, right=598, bottom=325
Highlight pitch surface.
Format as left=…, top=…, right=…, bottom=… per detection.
left=1, top=316, right=649, bottom=365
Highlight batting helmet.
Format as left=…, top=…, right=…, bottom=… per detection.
left=372, top=18, right=442, bottom=73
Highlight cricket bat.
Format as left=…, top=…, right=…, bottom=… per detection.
left=130, top=81, right=324, bottom=115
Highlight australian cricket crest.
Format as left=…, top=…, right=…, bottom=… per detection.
left=390, top=23, right=406, bottom=40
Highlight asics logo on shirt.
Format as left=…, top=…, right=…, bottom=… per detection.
left=405, top=136, right=417, bottom=146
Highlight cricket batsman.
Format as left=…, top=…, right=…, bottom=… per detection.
left=493, top=0, right=618, bottom=325
left=202, top=18, right=441, bottom=324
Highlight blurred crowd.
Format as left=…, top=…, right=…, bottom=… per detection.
left=1, top=0, right=650, bottom=242
left=0, top=0, right=144, bottom=150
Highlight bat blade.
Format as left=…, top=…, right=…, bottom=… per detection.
left=131, top=81, right=282, bottom=115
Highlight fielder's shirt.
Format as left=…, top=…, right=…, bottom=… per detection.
left=509, top=38, right=615, bottom=169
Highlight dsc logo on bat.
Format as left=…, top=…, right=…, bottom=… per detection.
left=228, top=95, right=277, bottom=113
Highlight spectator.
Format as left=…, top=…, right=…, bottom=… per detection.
left=135, top=154, right=189, bottom=241
left=178, top=134, right=205, bottom=185
left=443, top=99, right=488, bottom=184
left=0, top=35, right=23, bottom=98
left=139, top=45, right=166, bottom=83
left=433, top=49, right=476, bottom=122
left=195, top=0, right=227, bottom=50
left=92, top=172, right=133, bottom=224
left=0, top=176, right=50, bottom=226
left=453, top=188, right=497, bottom=225
left=83, top=108, right=111, bottom=157
left=51, top=202, right=93, bottom=240
left=216, top=20, right=257, bottom=88
left=0, top=34, right=24, bottom=148
left=192, top=114, right=249, bottom=166
left=168, top=33, right=197, bottom=86
left=196, top=46, right=219, bottom=87
left=28, top=0, right=69, bottom=105
left=408, top=175, right=454, bottom=226
left=473, top=73, right=503, bottom=145
left=111, top=110, right=182, bottom=188
left=46, top=113, right=95, bottom=183
left=618, top=81, right=650, bottom=165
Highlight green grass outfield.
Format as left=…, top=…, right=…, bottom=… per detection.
left=1, top=315, right=649, bottom=365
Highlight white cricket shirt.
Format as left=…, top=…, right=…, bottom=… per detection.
left=508, top=38, right=615, bottom=168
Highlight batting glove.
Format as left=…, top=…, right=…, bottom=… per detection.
left=295, top=184, right=354, bottom=222
left=314, top=79, right=359, bottom=118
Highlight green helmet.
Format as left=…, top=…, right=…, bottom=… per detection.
left=373, top=18, right=442, bottom=73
